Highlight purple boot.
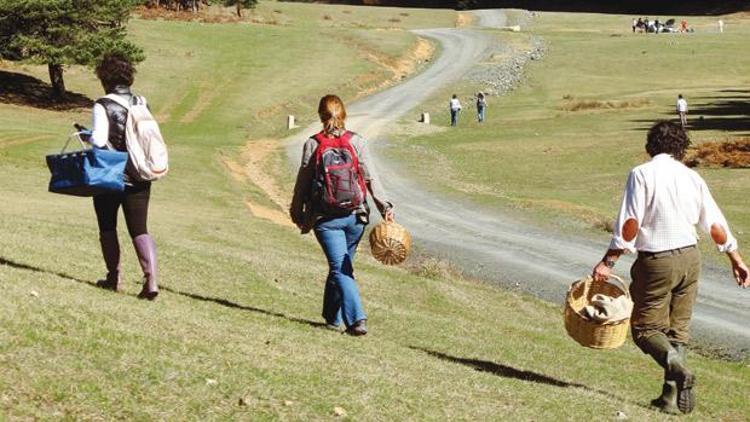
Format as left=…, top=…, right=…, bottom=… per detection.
left=96, top=231, right=121, bottom=292
left=133, top=234, right=159, bottom=300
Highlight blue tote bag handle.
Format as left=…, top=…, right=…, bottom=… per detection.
left=59, top=130, right=92, bottom=154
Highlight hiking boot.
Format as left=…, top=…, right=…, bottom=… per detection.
left=345, top=320, right=367, bottom=336
left=96, top=231, right=121, bottom=292
left=133, top=234, right=159, bottom=300
left=650, top=380, right=680, bottom=415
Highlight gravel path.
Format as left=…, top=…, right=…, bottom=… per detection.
left=286, top=10, right=750, bottom=355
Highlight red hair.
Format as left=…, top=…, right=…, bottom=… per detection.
left=318, top=94, right=346, bottom=135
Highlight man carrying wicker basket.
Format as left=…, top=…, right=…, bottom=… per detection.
left=591, top=121, right=750, bottom=415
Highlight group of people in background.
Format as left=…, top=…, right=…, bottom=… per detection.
left=632, top=17, right=729, bottom=34
left=449, top=92, right=487, bottom=127
left=632, top=17, right=692, bottom=33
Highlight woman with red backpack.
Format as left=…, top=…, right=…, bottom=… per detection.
left=290, top=94, right=394, bottom=336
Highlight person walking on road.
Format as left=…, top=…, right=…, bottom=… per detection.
left=476, top=92, right=487, bottom=123
left=676, top=94, right=688, bottom=128
left=87, top=53, right=161, bottom=300
left=449, top=94, right=462, bottom=127
left=290, top=94, right=395, bottom=336
left=592, top=121, right=750, bottom=415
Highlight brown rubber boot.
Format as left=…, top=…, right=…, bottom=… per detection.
left=669, top=342, right=695, bottom=414
left=133, top=234, right=159, bottom=300
left=650, top=377, right=680, bottom=415
left=641, top=334, right=695, bottom=414
left=96, top=231, right=121, bottom=292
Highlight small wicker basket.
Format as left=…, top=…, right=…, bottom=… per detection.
left=369, top=221, right=412, bottom=265
left=564, top=275, right=631, bottom=349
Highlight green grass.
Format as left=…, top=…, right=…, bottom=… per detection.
left=386, top=12, right=750, bottom=258
left=1, top=3, right=749, bottom=419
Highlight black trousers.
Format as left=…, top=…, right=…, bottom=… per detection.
left=93, top=182, right=151, bottom=238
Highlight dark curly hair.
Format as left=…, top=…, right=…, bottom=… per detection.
left=95, top=53, right=136, bottom=91
left=645, top=121, right=691, bottom=160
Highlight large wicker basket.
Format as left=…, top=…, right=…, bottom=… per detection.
left=369, top=221, right=412, bottom=265
left=564, top=275, right=631, bottom=349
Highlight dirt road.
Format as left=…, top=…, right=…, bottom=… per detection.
left=286, top=10, right=750, bottom=353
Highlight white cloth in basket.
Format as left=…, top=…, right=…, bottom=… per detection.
left=583, top=294, right=633, bottom=323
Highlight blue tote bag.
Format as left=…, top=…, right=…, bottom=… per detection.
left=46, top=132, right=128, bottom=197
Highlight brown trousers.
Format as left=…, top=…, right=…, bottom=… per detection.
left=630, top=247, right=701, bottom=349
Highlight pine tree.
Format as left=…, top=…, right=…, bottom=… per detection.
left=223, top=0, right=257, bottom=18
left=0, top=0, right=144, bottom=98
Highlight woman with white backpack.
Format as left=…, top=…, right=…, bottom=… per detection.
left=290, top=95, right=394, bottom=336
left=87, top=53, right=167, bottom=300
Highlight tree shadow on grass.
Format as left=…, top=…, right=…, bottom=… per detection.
left=410, top=346, right=652, bottom=410
left=0, top=255, right=327, bottom=330
left=0, top=256, right=97, bottom=288
left=159, top=285, right=328, bottom=330
left=631, top=90, right=750, bottom=135
left=0, top=71, right=93, bottom=111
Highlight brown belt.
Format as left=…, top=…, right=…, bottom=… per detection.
left=638, top=245, right=696, bottom=259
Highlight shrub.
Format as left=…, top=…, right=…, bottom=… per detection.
left=684, top=138, right=750, bottom=168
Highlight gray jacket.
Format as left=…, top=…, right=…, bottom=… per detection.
left=290, top=131, right=392, bottom=233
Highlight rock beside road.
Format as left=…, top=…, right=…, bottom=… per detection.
left=466, top=36, right=547, bottom=96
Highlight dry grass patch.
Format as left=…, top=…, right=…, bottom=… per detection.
left=559, top=96, right=651, bottom=112
left=408, top=256, right=464, bottom=281
left=685, top=138, right=750, bottom=168
left=135, top=6, right=240, bottom=23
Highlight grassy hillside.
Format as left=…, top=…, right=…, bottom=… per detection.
left=386, top=11, right=750, bottom=260
left=1, top=3, right=748, bottom=419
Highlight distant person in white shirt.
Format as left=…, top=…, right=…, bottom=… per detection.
left=592, top=121, right=749, bottom=415
left=676, top=94, right=688, bottom=128
left=449, top=94, right=462, bottom=127
left=718, top=19, right=724, bottom=33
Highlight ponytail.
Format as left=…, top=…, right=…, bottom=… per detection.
left=318, top=94, right=347, bottom=135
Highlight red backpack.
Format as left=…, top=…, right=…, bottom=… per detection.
left=313, top=131, right=367, bottom=215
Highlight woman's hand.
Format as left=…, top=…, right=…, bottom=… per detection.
left=384, top=208, right=395, bottom=223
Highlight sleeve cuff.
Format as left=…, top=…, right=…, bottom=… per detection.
left=717, top=237, right=738, bottom=253
left=608, top=237, right=636, bottom=254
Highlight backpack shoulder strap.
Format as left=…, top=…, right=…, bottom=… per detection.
left=339, top=130, right=354, bottom=144
left=312, top=132, right=326, bottom=144
left=102, top=93, right=131, bottom=110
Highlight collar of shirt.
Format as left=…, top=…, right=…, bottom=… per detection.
left=651, top=153, right=674, bottom=162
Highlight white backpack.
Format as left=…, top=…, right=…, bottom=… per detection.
left=104, top=94, right=169, bottom=181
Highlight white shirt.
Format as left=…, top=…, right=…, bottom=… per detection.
left=90, top=103, right=111, bottom=148
left=676, top=98, right=688, bottom=113
left=609, top=154, right=737, bottom=253
left=450, top=98, right=462, bottom=111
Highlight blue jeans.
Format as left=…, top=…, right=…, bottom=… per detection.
left=450, top=109, right=459, bottom=126
left=478, top=106, right=485, bottom=122
left=314, top=214, right=366, bottom=328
